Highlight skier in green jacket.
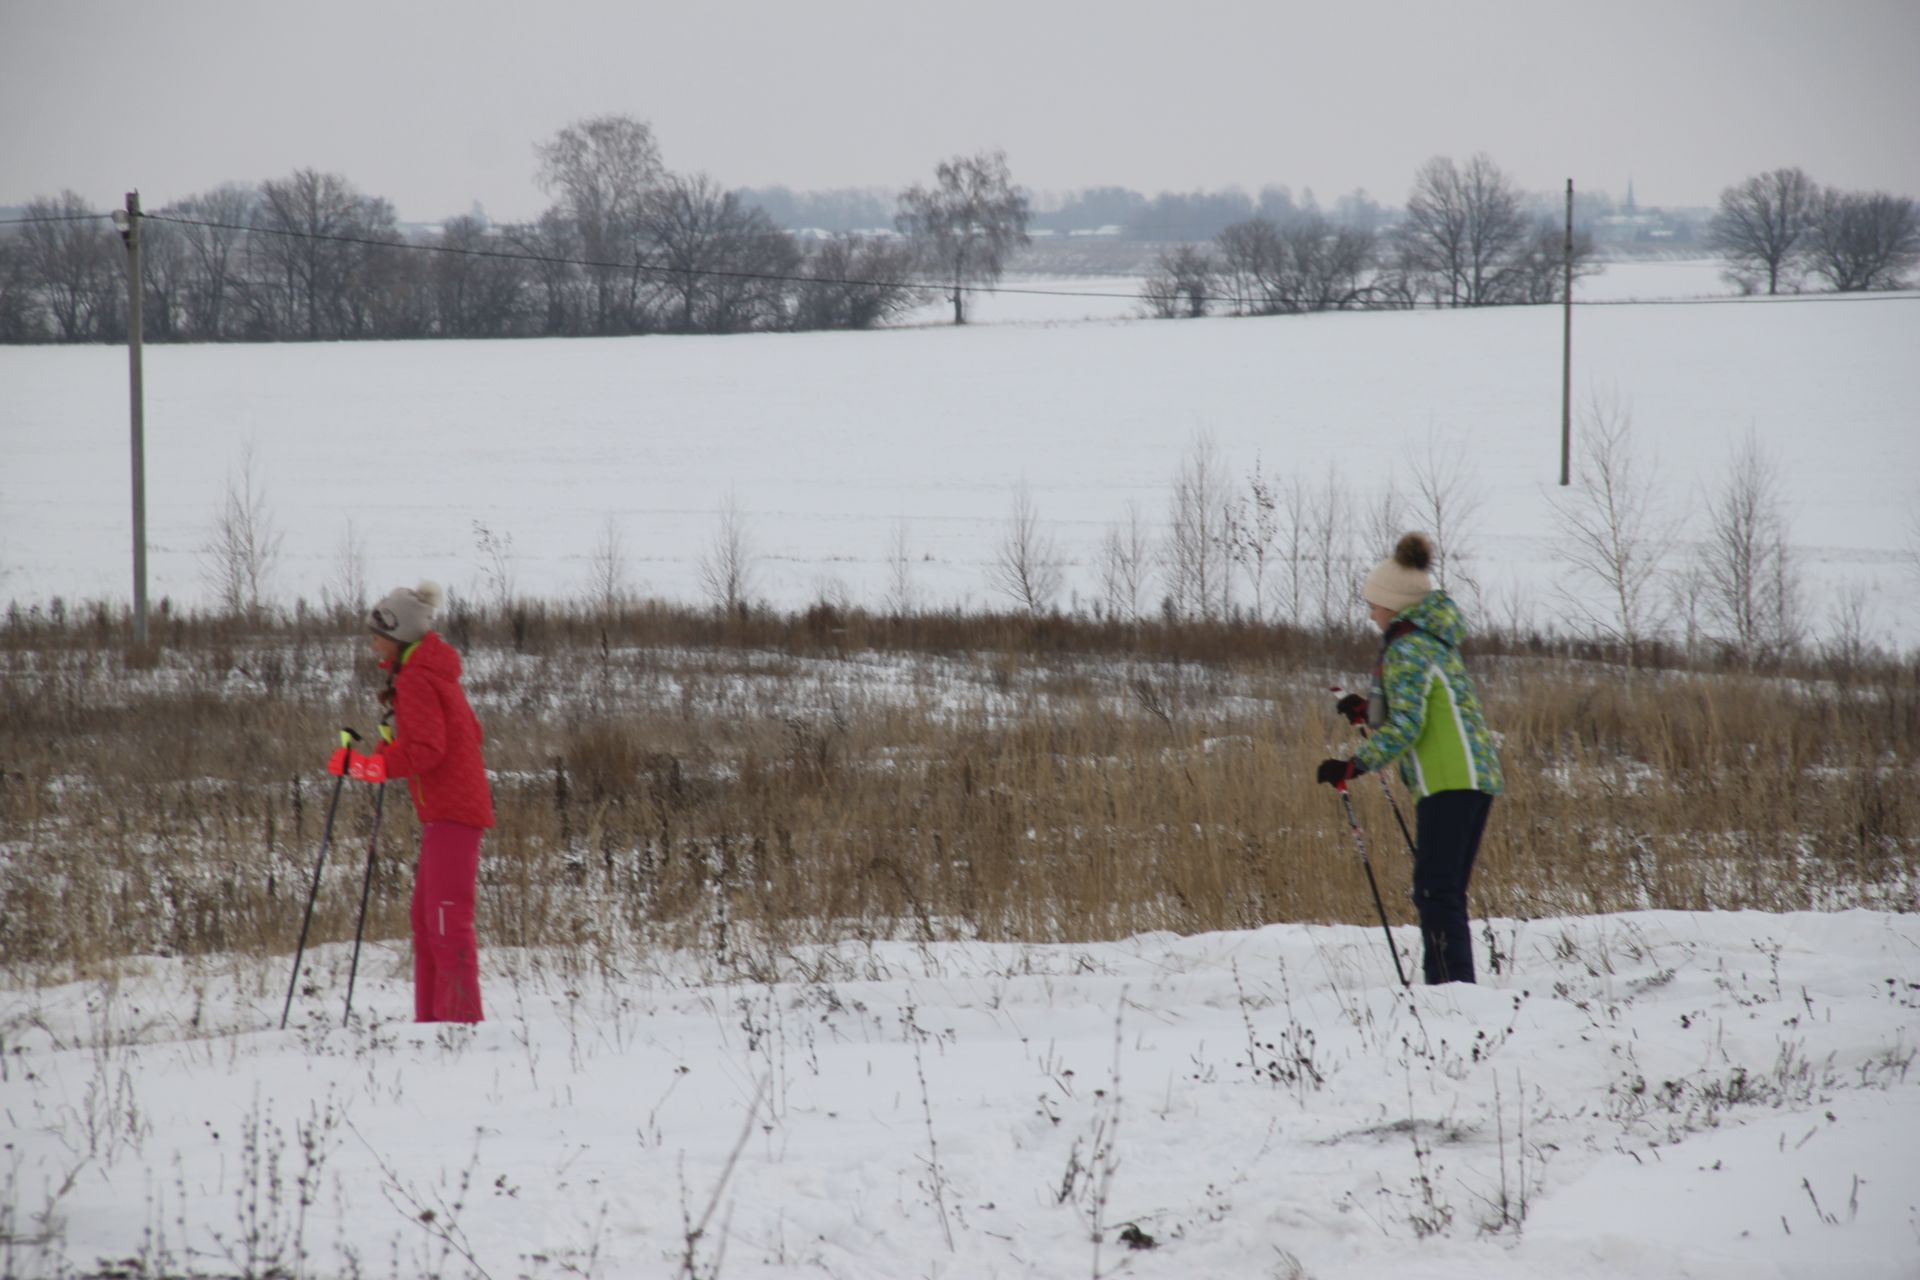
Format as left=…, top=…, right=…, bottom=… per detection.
left=1318, top=532, right=1502, bottom=984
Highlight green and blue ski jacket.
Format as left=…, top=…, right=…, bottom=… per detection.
left=1351, top=590, right=1503, bottom=799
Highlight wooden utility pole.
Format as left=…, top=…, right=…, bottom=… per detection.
left=117, top=190, right=149, bottom=647
left=1560, top=178, right=1573, bottom=487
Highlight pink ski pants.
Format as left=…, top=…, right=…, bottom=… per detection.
left=411, top=822, right=484, bottom=1022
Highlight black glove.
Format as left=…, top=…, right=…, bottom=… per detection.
left=1335, top=693, right=1368, bottom=726
left=1316, top=757, right=1364, bottom=788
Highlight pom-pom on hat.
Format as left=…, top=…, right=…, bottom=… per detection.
left=368, top=581, right=443, bottom=645
left=1361, top=533, right=1435, bottom=614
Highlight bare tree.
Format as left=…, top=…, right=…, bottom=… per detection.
left=535, top=114, right=665, bottom=333
left=988, top=481, right=1062, bottom=615
left=164, top=184, right=254, bottom=338
left=1098, top=500, right=1155, bottom=621
left=1408, top=435, right=1482, bottom=599
left=1271, top=474, right=1312, bottom=626
left=1214, top=218, right=1286, bottom=314
left=1805, top=190, right=1920, bottom=292
left=896, top=150, right=1031, bottom=324
left=1141, top=245, right=1217, bottom=318
left=354, top=236, right=432, bottom=339
left=1666, top=559, right=1711, bottom=666
left=135, top=213, right=192, bottom=340
left=1277, top=214, right=1376, bottom=311
left=0, top=226, right=41, bottom=341
left=796, top=235, right=921, bottom=330
left=645, top=174, right=799, bottom=333
left=1359, top=480, right=1408, bottom=577
left=586, top=517, right=631, bottom=618
left=18, top=191, right=116, bottom=341
left=1821, top=580, right=1878, bottom=673
left=250, top=169, right=397, bottom=339
left=697, top=492, right=758, bottom=615
left=1401, top=154, right=1529, bottom=306
left=505, top=208, right=589, bottom=336
left=322, top=519, right=369, bottom=623
left=433, top=213, right=528, bottom=337
left=1223, top=460, right=1280, bottom=619
left=1699, top=433, right=1801, bottom=661
left=1162, top=435, right=1231, bottom=619
left=885, top=520, right=917, bottom=617
left=1707, top=167, right=1818, bottom=295
left=1502, top=219, right=1600, bottom=304
left=471, top=519, right=517, bottom=614
left=204, top=442, right=284, bottom=619
left=1548, top=396, right=1672, bottom=664
left=1308, top=468, right=1359, bottom=633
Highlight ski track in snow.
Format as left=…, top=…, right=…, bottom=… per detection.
left=4, top=910, right=1918, bottom=1278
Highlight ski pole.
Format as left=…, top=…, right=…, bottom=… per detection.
left=1335, top=776, right=1411, bottom=989
left=282, top=727, right=359, bottom=1029
left=342, top=777, right=385, bottom=1024
left=1333, top=685, right=1416, bottom=858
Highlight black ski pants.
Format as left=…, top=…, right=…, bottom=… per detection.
left=1412, top=789, right=1495, bottom=985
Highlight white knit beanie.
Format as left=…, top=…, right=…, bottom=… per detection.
left=368, top=581, right=443, bottom=645
left=1361, top=533, right=1435, bottom=614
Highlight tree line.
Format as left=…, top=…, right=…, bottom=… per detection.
left=0, top=116, right=1029, bottom=343
left=5, top=131, right=1915, bottom=344
left=1140, top=154, right=1600, bottom=317
left=1706, top=166, right=1920, bottom=294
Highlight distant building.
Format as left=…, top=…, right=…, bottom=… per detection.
left=1593, top=180, right=1710, bottom=250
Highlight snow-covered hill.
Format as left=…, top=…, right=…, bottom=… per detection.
left=3, top=285, right=1915, bottom=644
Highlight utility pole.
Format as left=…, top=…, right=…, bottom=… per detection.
left=1560, top=178, right=1573, bottom=487
left=114, top=191, right=149, bottom=648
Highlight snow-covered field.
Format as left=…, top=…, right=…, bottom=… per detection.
left=5, top=912, right=1917, bottom=1278
left=2, top=267, right=1915, bottom=643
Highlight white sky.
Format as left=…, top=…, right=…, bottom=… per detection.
left=3, top=0, right=1917, bottom=222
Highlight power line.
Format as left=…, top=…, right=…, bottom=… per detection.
left=0, top=213, right=114, bottom=227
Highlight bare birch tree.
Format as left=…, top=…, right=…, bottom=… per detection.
left=1223, top=460, right=1280, bottom=620
left=1309, top=468, right=1359, bottom=633
left=1408, top=435, right=1482, bottom=598
left=886, top=520, right=917, bottom=617
left=1699, top=434, right=1801, bottom=662
left=1097, top=501, right=1155, bottom=622
left=698, top=492, right=758, bottom=616
left=1162, top=435, right=1231, bottom=619
left=535, top=114, right=664, bottom=333
left=204, top=442, right=283, bottom=620
left=896, top=150, right=1031, bottom=325
left=321, top=518, right=368, bottom=623
left=586, top=516, right=630, bottom=619
left=989, top=481, right=1062, bottom=615
left=1548, top=396, right=1672, bottom=664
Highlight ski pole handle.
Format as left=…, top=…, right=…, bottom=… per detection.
left=327, top=727, right=363, bottom=777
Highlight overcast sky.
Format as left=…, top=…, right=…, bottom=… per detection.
left=4, top=0, right=1917, bottom=222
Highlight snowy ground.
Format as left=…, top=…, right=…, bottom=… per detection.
left=4, top=911, right=1917, bottom=1278
left=2, top=263, right=1916, bottom=645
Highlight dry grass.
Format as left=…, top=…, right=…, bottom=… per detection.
left=1, top=598, right=1914, bottom=982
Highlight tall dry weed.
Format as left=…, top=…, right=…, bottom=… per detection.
left=1, top=599, right=1913, bottom=981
